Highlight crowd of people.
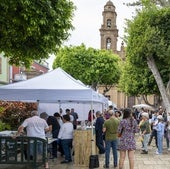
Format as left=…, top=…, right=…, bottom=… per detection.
left=93, top=105, right=169, bottom=169
left=15, top=108, right=78, bottom=169
left=136, top=106, right=169, bottom=156
left=94, top=106, right=138, bottom=169
left=14, top=105, right=170, bottom=169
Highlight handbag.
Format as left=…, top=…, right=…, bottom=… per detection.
left=117, top=133, right=122, bottom=138
left=117, top=128, right=124, bottom=138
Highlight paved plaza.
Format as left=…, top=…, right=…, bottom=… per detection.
left=45, top=141, right=170, bottom=169
left=1, top=137, right=170, bottom=169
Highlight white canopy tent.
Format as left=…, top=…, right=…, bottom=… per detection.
left=132, top=103, right=154, bottom=110
left=0, top=67, right=107, bottom=103
left=0, top=67, right=108, bottom=158
left=0, top=68, right=108, bottom=117
left=38, top=102, right=104, bottom=121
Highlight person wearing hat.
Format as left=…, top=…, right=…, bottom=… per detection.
left=156, top=115, right=165, bottom=155
left=140, top=112, right=151, bottom=154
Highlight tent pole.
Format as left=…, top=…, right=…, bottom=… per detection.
left=90, top=95, right=96, bottom=156
left=89, top=95, right=99, bottom=168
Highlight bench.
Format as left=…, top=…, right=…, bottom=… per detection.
left=0, top=136, right=47, bottom=169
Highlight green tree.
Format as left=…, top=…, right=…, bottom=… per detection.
left=125, top=2, right=170, bottom=110
left=118, top=57, right=167, bottom=105
left=0, top=0, right=75, bottom=67
left=119, top=61, right=157, bottom=96
left=126, top=0, right=170, bottom=7
left=53, top=44, right=121, bottom=93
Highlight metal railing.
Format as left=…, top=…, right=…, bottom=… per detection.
left=0, top=136, right=47, bottom=169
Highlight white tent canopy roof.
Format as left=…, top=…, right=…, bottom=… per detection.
left=0, top=67, right=106, bottom=103
left=132, top=103, right=154, bottom=110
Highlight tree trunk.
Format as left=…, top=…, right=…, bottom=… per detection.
left=142, top=95, right=154, bottom=106
left=147, top=56, right=170, bottom=113
left=103, top=85, right=112, bottom=96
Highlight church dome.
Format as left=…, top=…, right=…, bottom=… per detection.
left=104, top=0, right=115, bottom=10
left=106, top=0, right=114, bottom=6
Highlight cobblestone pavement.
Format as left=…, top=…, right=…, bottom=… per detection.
left=1, top=137, right=170, bottom=169
left=45, top=140, right=170, bottom=169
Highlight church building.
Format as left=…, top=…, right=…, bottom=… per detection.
left=98, top=1, right=154, bottom=108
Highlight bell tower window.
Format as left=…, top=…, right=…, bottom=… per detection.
left=100, top=1, right=118, bottom=51
left=106, top=38, right=111, bottom=49
left=107, top=19, right=111, bottom=28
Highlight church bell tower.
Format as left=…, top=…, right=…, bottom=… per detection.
left=99, top=1, right=118, bottom=53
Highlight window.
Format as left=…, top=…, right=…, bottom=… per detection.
left=106, top=38, right=111, bottom=49
left=107, top=19, right=111, bottom=28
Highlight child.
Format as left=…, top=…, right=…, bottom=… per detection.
left=156, top=115, right=165, bottom=155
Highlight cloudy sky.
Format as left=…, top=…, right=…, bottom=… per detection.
left=65, top=0, right=135, bottom=48
left=48, top=0, right=135, bottom=69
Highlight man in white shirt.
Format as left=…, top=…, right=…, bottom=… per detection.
left=18, top=110, right=49, bottom=139
left=17, top=110, right=49, bottom=157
